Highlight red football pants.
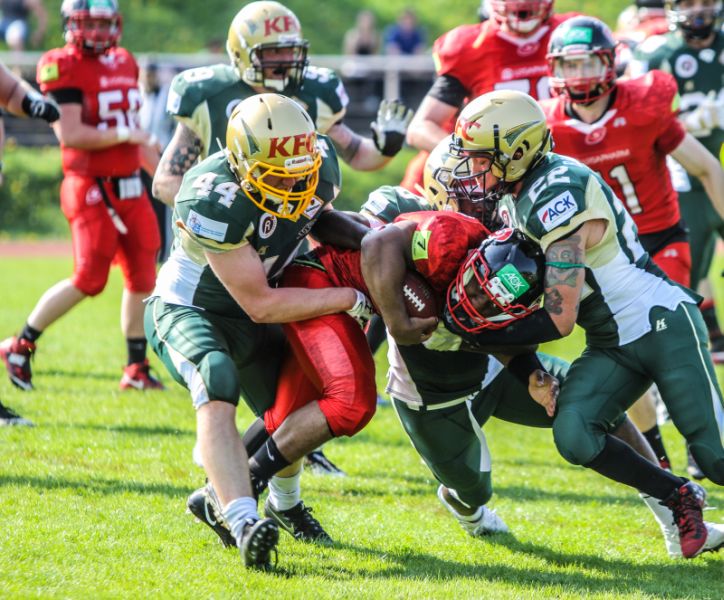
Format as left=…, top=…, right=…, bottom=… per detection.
left=264, top=264, right=377, bottom=438
left=60, top=174, right=160, bottom=295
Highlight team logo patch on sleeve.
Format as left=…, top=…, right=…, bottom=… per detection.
left=39, top=62, right=59, bottom=83
left=536, top=191, right=578, bottom=232
left=186, top=210, right=229, bottom=242
left=412, top=230, right=431, bottom=261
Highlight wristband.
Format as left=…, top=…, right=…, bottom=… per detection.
left=116, top=126, right=130, bottom=142
left=507, top=352, right=545, bottom=386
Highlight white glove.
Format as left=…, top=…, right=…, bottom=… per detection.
left=370, top=99, right=414, bottom=157
left=681, top=90, right=724, bottom=137
left=422, top=322, right=463, bottom=352
left=347, top=290, right=375, bottom=326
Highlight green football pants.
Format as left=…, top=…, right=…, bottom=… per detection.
left=553, top=302, right=724, bottom=485
left=144, top=297, right=284, bottom=415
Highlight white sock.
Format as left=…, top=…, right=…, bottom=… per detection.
left=268, top=470, right=302, bottom=511
left=222, top=496, right=259, bottom=543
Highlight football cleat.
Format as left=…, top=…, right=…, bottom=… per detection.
left=264, top=498, right=333, bottom=545
left=304, top=449, right=346, bottom=477
left=710, top=335, right=724, bottom=365
left=686, top=445, right=705, bottom=481
left=437, top=485, right=509, bottom=536
left=119, top=359, right=165, bottom=391
left=0, top=336, right=35, bottom=391
left=700, top=522, right=724, bottom=555
left=239, top=518, right=279, bottom=571
left=661, top=481, right=708, bottom=558
left=186, top=484, right=236, bottom=548
left=0, top=401, right=33, bottom=426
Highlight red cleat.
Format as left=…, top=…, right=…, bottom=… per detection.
left=119, top=359, right=165, bottom=391
left=0, top=336, right=35, bottom=391
left=661, top=481, right=708, bottom=558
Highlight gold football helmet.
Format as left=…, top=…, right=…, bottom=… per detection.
left=451, top=89, right=551, bottom=185
left=227, top=1, right=309, bottom=92
left=421, top=135, right=464, bottom=212
left=226, top=93, right=321, bottom=221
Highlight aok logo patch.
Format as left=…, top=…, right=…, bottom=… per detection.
left=536, top=191, right=578, bottom=232
left=497, top=264, right=530, bottom=299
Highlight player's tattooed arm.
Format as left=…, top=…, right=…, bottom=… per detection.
left=152, top=122, right=203, bottom=206
left=542, top=231, right=586, bottom=333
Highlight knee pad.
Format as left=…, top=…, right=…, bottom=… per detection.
left=72, top=270, right=109, bottom=297
left=553, top=410, right=604, bottom=466
left=321, top=389, right=377, bottom=437
left=197, top=350, right=241, bottom=405
left=432, top=459, right=493, bottom=507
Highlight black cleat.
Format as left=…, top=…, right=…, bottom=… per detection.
left=186, top=484, right=236, bottom=548
left=0, top=400, right=33, bottom=426
left=264, top=498, right=333, bottom=545
left=304, top=449, right=346, bottom=477
left=239, top=518, right=279, bottom=570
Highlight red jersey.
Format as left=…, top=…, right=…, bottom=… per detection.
left=434, top=13, right=578, bottom=101
left=401, top=13, right=577, bottom=192
left=315, top=212, right=488, bottom=305
left=37, top=45, right=142, bottom=178
left=541, top=71, right=686, bottom=234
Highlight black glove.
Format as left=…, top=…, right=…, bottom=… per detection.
left=22, top=93, right=60, bottom=123
left=370, top=99, right=414, bottom=157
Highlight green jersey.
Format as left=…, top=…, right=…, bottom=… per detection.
left=631, top=31, right=724, bottom=193
left=152, top=138, right=342, bottom=318
left=500, top=153, right=696, bottom=348
left=358, top=185, right=497, bottom=407
left=167, top=63, right=348, bottom=159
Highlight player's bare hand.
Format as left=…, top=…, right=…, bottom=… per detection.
left=390, top=316, right=438, bottom=346
left=528, top=369, right=558, bottom=418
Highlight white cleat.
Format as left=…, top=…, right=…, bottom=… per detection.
left=700, top=522, right=724, bottom=555
left=437, top=485, right=509, bottom=536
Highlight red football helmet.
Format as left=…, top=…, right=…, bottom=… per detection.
left=490, top=0, right=555, bottom=35
left=62, top=0, right=122, bottom=54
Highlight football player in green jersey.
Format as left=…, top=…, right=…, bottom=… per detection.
left=152, top=0, right=412, bottom=206
left=145, top=94, right=371, bottom=569
left=630, top=1, right=724, bottom=363
left=424, top=89, right=724, bottom=558
left=630, top=0, right=724, bottom=479
left=361, top=139, right=723, bottom=557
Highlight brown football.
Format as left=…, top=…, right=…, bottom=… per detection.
left=402, top=271, right=438, bottom=319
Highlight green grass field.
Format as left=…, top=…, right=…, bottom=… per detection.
left=1, top=256, right=723, bottom=599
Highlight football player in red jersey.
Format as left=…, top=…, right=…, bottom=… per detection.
left=0, top=0, right=163, bottom=393
left=402, top=0, right=578, bottom=192
left=541, top=15, right=724, bottom=472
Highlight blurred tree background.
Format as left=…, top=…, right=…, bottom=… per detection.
left=32, top=0, right=631, bottom=53
left=1, top=0, right=635, bottom=236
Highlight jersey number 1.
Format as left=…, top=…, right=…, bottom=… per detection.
left=608, top=164, right=642, bottom=215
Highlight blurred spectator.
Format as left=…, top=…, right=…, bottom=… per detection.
left=344, top=10, right=380, bottom=55
left=139, top=61, right=176, bottom=262
left=0, top=0, right=47, bottom=50
left=384, top=8, right=426, bottom=55
left=139, top=62, right=175, bottom=149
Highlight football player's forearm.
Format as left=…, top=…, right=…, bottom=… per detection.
left=348, top=137, right=393, bottom=170
left=360, top=227, right=410, bottom=331
left=56, top=121, right=131, bottom=150
left=240, top=286, right=357, bottom=323
left=406, top=119, right=448, bottom=152
left=698, top=158, right=724, bottom=220
left=152, top=168, right=182, bottom=206
left=311, top=208, right=370, bottom=249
